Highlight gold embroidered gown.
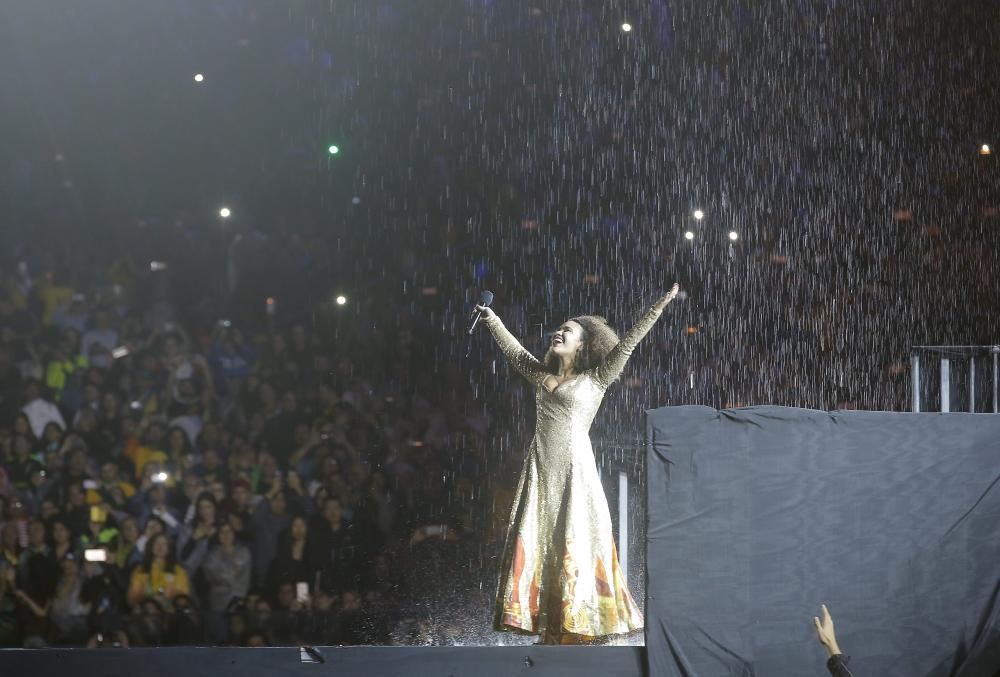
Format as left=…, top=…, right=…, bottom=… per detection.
left=483, top=304, right=662, bottom=639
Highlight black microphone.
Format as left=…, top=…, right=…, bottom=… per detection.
left=467, top=290, right=494, bottom=335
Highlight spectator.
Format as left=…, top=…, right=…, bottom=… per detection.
left=49, top=517, right=77, bottom=563
left=138, top=484, right=181, bottom=536
left=309, top=495, right=361, bottom=593
left=250, top=490, right=292, bottom=586
left=176, top=492, right=218, bottom=593
left=267, top=515, right=316, bottom=592
left=20, top=380, right=66, bottom=441
left=813, top=604, right=854, bottom=677
left=126, top=533, right=190, bottom=611
left=114, top=516, right=143, bottom=570
left=202, top=522, right=250, bottom=641
left=49, top=556, right=89, bottom=644
left=45, top=331, right=88, bottom=415
left=79, top=545, right=127, bottom=639
left=80, top=310, right=118, bottom=371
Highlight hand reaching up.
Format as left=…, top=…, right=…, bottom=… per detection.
left=652, top=283, right=680, bottom=312
left=813, top=604, right=842, bottom=658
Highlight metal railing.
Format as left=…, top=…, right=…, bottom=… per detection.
left=910, top=345, right=1000, bottom=412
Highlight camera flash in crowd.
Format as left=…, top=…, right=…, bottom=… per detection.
left=328, top=145, right=339, bottom=155
left=980, top=144, right=992, bottom=156
left=684, top=231, right=695, bottom=240
left=621, top=22, right=632, bottom=32
left=150, top=261, right=168, bottom=272
left=335, top=295, right=347, bottom=305
left=153, top=472, right=169, bottom=483
left=693, top=209, right=704, bottom=220
left=219, top=207, right=232, bottom=218
left=194, top=73, right=204, bottom=82
left=112, top=346, right=129, bottom=359
left=729, top=231, right=739, bottom=241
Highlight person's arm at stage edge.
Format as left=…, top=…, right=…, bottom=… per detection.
left=592, top=283, right=679, bottom=390
left=476, top=304, right=550, bottom=387
left=814, top=604, right=855, bottom=677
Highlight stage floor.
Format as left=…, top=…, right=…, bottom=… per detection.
left=0, top=645, right=646, bottom=677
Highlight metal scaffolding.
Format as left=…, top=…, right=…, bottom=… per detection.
left=910, top=345, right=1000, bottom=413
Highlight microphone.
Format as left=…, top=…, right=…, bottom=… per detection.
left=467, top=290, right=494, bottom=335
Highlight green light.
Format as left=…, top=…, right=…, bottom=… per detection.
left=328, top=145, right=339, bottom=155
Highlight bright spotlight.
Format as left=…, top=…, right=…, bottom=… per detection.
left=621, top=22, right=632, bottom=32
left=728, top=231, right=739, bottom=241
left=219, top=207, right=231, bottom=218
left=693, top=209, right=704, bottom=220
left=335, top=295, right=347, bottom=305
left=194, top=73, right=204, bottom=82
left=981, top=144, right=992, bottom=156
left=328, top=145, right=340, bottom=155
left=684, top=231, right=695, bottom=240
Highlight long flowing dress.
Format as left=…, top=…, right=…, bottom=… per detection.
left=483, top=304, right=663, bottom=639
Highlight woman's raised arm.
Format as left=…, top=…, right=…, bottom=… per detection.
left=477, top=305, right=550, bottom=387
left=592, top=284, right=679, bottom=390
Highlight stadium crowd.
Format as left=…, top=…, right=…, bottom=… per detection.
left=0, top=228, right=511, bottom=647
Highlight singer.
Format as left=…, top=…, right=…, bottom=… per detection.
left=476, top=284, right=679, bottom=645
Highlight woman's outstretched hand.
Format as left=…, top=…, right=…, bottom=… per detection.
left=475, top=303, right=497, bottom=321
left=652, top=283, right=680, bottom=311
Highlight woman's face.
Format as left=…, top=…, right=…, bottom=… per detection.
left=218, top=523, right=235, bottom=547
left=61, top=558, right=79, bottom=580
left=291, top=516, right=307, bottom=541
left=13, top=415, right=30, bottom=436
left=152, top=534, right=169, bottom=559
left=43, top=423, right=63, bottom=443
left=169, top=429, right=186, bottom=450
left=197, top=498, right=216, bottom=525
left=550, top=320, right=585, bottom=359
left=52, top=521, right=70, bottom=544
left=121, top=519, right=139, bottom=542
left=145, top=518, right=164, bottom=538
left=102, top=392, right=118, bottom=413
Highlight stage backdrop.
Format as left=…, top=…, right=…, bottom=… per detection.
left=645, top=406, right=1000, bottom=677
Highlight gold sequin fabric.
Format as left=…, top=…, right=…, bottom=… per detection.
left=483, top=306, right=662, bottom=639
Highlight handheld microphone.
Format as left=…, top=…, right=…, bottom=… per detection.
left=467, top=290, right=494, bottom=335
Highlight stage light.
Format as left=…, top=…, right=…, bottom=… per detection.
left=621, top=22, right=632, bottom=32
left=328, top=145, right=340, bottom=155
left=693, top=209, right=704, bottom=220
left=728, top=231, right=739, bottom=241
left=981, top=144, right=992, bottom=156
left=335, top=295, right=347, bottom=305
left=684, top=231, right=695, bottom=240
left=219, top=207, right=231, bottom=218
left=194, top=73, right=204, bottom=82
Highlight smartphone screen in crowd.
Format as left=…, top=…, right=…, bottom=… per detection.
left=296, top=582, right=309, bottom=602
left=84, top=549, right=107, bottom=562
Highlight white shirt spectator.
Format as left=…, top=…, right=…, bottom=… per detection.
left=22, top=397, right=67, bottom=438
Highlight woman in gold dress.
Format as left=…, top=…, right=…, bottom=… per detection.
left=477, top=284, right=679, bottom=645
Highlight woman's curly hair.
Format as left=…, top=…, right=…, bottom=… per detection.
left=542, top=315, right=620, bottom=377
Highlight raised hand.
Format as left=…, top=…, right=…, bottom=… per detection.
left=813, top=603, right=842, bottom=657
left=652, top=283, right=680, bottom=311
left=474, top=303, right=497, bottom=320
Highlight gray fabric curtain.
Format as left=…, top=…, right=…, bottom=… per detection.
left=645, top=406, right=1000, bottom=676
